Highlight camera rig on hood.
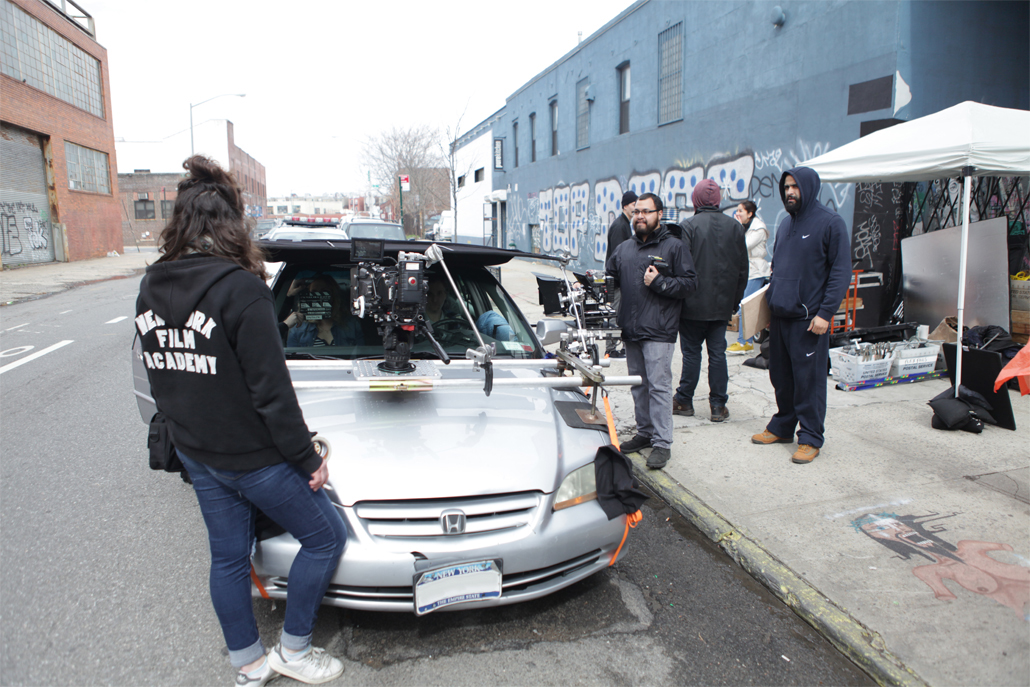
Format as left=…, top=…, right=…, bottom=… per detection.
left=349, top=240, right=498, bottom=393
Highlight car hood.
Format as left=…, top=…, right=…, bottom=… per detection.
left=291, top=366, right=605, bottom=506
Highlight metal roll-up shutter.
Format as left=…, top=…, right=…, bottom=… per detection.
left=1, top=122, right=56, bottom=266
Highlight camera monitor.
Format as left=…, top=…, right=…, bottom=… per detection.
left=351, top=238, right=385, bottom=262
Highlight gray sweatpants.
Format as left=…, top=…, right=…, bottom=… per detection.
left=625, top=339, right=675, bottom=449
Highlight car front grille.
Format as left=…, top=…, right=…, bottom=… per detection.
left=264, top=548, right=604, bottom=608
left=354, top=491, right=542, bottom=539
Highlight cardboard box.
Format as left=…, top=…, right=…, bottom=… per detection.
left=727, top=313, right=739, bottom=332
left=740, top=285, right=770, bottom=341
left=1011, top=277, right=1030, bottom=311
left=1012, top=309, right=1030, bottom=336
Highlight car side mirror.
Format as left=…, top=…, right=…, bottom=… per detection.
left=536, top=318, right=570, bottom=346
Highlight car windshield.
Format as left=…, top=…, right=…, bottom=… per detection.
left=267, top=231, right=347, bottom=241
left=273, top=261, right=540, bottom=360
left=346, top=223, right=406, bottom=240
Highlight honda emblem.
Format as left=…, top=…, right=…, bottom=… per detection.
left=440, top=509, right=466, bottom=535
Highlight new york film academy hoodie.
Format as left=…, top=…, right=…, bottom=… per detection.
left=766, top=167, right=852, bottom=323
left=135, top=255, right=322, bottom=474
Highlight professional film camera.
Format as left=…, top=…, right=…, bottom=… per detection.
left=349, top=238, right=449, bottom=373
left=535, top=262, right=622, bottom=366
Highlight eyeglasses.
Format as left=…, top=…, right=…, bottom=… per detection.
left=631, top=209, right=659, bottom=216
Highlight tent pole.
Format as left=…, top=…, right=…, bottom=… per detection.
left=954, top=166, right=974, bottom=398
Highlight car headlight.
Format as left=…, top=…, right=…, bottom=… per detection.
left=553, top=463, right=597, bottom=511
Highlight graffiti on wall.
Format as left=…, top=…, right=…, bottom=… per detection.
left=853, top=512, right=1030, bottom=620
left=511, top=140, right=853, bottom=270
left=1, top=199, right=52, bottom=261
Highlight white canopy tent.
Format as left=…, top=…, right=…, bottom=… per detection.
left=802, top=101, right=1030, bottom=395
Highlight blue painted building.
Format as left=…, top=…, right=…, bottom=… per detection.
left=455, top=0, right=1028, bottom=272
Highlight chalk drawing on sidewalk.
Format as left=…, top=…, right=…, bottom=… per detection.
left=853, top=512, right=1030, bottom=620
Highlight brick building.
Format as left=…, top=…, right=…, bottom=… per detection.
left=0, top=0, right=122, bottom=266
left=117, top=171, right=181, bottom=248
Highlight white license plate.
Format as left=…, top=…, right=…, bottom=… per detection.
left=414, top=560, right=502, bottom=615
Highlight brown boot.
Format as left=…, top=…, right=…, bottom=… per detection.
left=751, top=430, right=792, bottom=445
left=791, top=445, right=820, bottom=464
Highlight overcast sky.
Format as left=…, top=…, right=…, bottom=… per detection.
left=88, top=0, right=632, bottom=196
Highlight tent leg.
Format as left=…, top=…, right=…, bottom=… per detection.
left=954, top=167, right=974, bottom=398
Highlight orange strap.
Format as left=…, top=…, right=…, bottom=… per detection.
left=603, top=392, right=640, bottom=565
left=602, top=394, right=620, bottom=450
left=610, top=510, right=642, bottom=566
left=250, top=564, right=270, bottom=599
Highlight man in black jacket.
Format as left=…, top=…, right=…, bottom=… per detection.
left=752, top=167, right=851, bottom=464
left=673, top=179, right=749, bottom=422
left=604, top=190, right=637, bottom=357
left=606, top=192, right=697, bottom=469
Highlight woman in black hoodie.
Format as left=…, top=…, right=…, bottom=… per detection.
left=136, top=156, right=346, bottom=686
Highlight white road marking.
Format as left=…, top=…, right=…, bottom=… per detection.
left=60, top=310, right=73, bottom=314
left=4, top=323, right=28, bottom=331
left=0, top=340, right=74, bottom=375
left=105, top=316, right=128, bottom=324
left=1, top=346, right=34, bottom=357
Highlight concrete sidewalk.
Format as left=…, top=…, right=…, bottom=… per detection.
left=0, top=249, right=154, bottom=305
left=502, top=256, right=1029, bottom=687
left=3, top=250, right=1026, bottom=686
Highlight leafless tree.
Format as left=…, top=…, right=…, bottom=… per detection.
left=362, top=125, right=449, bottom=236
left=439, top=104, right=481, bottom=241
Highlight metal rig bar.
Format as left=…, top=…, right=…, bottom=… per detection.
left=292, top=375, right=642, bottom=392
left=286, top=358, right=612, bottom=371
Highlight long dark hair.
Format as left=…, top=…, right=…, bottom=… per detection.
left=739, top=200, right=757, bottom=228
left=852, top=512, right=961, bottom=563
left=156, top=155, right=267, bottom=279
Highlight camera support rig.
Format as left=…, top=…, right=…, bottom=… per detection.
left=535, top=253, right=626, bottom=425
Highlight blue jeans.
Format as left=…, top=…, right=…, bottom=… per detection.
left=737, top=278, right=766, bottom=344
left=178, top=451, right=347, bottom=668
left=675, top=319, right=729, bottom=407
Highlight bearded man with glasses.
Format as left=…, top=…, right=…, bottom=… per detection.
left=605, top=192, right=697, bottom=470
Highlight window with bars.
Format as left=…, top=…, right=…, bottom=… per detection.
left=658, top=23, right=683, bottom=125
left=65, top=141, right=110, bottom=194
left=576, top=79, right=590, bottom=150
left=0, top=0, right=105, bottom=118
left=550, top=100, right=558, bottom=156
left=618, top=63, right=631, bottom=134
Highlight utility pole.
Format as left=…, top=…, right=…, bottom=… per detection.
left=398, top=175, right=404, bottom=227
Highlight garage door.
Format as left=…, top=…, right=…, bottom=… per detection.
left=1, top=122, right=55, bottom=266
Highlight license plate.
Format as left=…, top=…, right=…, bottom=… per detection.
left=414, top=559, right=502, bottom=615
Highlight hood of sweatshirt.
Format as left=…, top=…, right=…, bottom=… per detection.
left=139, top=256, right=242, bottom=328
left=779, top=166, right=821, bottom=219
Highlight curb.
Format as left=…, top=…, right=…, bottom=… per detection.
left=628, top=453, right=930, bottom=687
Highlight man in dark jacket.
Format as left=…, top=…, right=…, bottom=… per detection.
left=673, top=179, right=749, bottom=422
left=752, top=166, right=851, bottom=464
left=606, top=192, right=697, bottom=469
left=604, top=190, right=637, bottom=357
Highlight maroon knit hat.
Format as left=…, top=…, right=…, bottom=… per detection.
left=691, top=179, right=721, bottom=208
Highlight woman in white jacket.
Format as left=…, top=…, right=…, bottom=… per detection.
left=728, top=200, right=771, bottom=353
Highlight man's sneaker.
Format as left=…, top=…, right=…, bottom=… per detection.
left=710, top=405, right=729, bottom=422
left=619, top=434, right=651, bottom=453
left=751, top=430, right=792, bottom=445
left=791, top=445, right=820, bottom=464
left=268, top=643, right=344, bottom=685
left=672, top=399, right=694, bottom=416
left=235, top=657, right=277, bottom=687
left=646, top=447, right=671, bottom=469
left=727, top=342, right=753, bottom=354
left=608, top=348, right=626, bottom=359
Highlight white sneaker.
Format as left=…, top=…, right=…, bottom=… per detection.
left=267, top=643, right=344, bottom=684
left=235, top=656, right=277, bottom=687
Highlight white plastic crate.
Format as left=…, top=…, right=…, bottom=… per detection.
left=829, top=347, right=895, bottom=383
left=890, top=343, right=940, bottom=377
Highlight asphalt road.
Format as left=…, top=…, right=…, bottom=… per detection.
left=0, top=274, right=873, bottom=686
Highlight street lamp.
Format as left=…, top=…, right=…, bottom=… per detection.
left=190, top=93, right=246, bottom=155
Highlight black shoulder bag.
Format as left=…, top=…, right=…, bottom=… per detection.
left=148, top=412, right=184, bottom=473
